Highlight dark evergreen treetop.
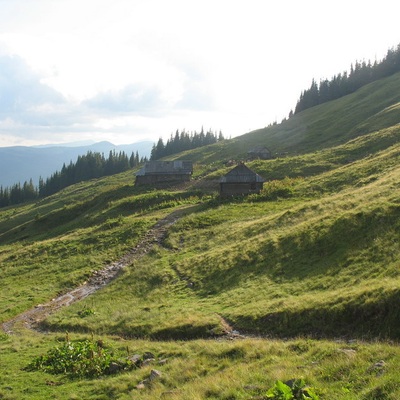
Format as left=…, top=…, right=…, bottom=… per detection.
left=0, top=149, right=147, bottom=208
left=294, top=43, right=400, bottom=114
left=150, top=128, right=224, bottom=160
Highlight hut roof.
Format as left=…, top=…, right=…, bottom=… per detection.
left=248, top=145, right=271, bottom=154
left=136, top=160, right=193, bottom=176
left=220, top=163, right=264, bottom=183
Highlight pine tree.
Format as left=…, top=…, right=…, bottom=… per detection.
left=294, top=42, right=400, bottom=114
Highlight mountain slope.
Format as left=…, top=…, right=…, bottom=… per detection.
left=171, top=71, right=400, bottom=164
left=1, top=70, right=400, bottom=399
left=35, top=126, right=399, bottom=340
left=1, top=123, right=399, bottom=339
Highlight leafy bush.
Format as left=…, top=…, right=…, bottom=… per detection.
left=77, top=306, right=96, bottom=318
left=25, top=335, right=136, bottom=378
left=266, top=379, right=319, bottom=399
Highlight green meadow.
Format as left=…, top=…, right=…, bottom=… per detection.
left=1, top=72, right=400, bottom=399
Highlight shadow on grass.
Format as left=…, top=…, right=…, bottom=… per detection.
left=232, top=287, right=400, bottom=340
left=189, top=203, right=400, bottom=297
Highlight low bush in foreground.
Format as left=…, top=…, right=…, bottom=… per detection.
left=25, top=334, right=142, bottom=378
left=266, top=379, right=319, bottom=399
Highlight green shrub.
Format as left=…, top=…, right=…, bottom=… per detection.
left=25, top=335, right=136, bottom=378
left=77, top=306, right=96, bottom=318
left=266, top=379, right=319, bottom=400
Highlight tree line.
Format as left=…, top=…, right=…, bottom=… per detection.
left=294, top=43, right=400, bottom=114
left=0, top=128, right=224, bottom=208
left=150, top=128, right=224, bottom=160
left=0, top=150, right=147, bottom=208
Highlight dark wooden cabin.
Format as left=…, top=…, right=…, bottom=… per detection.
left=247, top=145, right=272, bottom=160
left=135, top=160, right=193, bottom=185
left=220, top=163, right=264, bottom=197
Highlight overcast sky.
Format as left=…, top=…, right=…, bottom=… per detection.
left=0, top=0, right=399, bottom=147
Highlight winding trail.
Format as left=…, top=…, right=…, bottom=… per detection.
left=1, top=207, right=194, bottom=334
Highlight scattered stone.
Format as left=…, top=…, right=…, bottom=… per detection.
left=107, top=361, right=122, bottom=374
left=373, top=360, right=386, bottom=368
left=46, top=380, right=63, bottom=386
left=150, top=369, right=162, bottom=381
left=367, top=360, right=386, bottom=376
left=339, top=348, right=357, bottom=358
left=128, top=354, right=142, bottom=366
left=158, top=358, right=168, bottom=365
left=136, top=381, right=147, bottom=390
left=142, top=358, right=155, bottom=366
left=136, top=370, right=162, bottom=389
left=143, top=351, right=155, bottom=360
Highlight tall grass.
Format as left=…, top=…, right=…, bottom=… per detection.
left=2, top=330, right=400, bottom=399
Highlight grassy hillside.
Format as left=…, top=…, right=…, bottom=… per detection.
left=170, top=71, right=400, bottom=165
left=1, top=72, right=400, bottom=399
left=38, top=126, right=400, bottom=341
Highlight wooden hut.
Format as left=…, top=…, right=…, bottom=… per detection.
left=247, top=145, right=272, bottom=160
left=220, top=163, right=264, bottom=197
left=135, top=160, right=193, bottom=185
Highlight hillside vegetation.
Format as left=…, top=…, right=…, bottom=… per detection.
left=172, top=71, right=400, bottom=164
left=0, top=72, right=400, bottom=399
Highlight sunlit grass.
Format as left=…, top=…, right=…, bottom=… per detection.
left=1, top=93, right=400, bottom=398
left=42, top=141, right=400, bottom=340
left=1, top=329, right=400, bottom=399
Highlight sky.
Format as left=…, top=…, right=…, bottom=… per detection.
left=0, top=0, right=399, bottom=147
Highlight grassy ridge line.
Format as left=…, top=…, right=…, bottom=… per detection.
left=241, top=72, right=400, bottom=153
left=167, top=72, right=400, bottom=165
left=249, top=125, right=400, bottom=183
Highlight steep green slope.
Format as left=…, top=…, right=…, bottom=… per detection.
left=171, top=71, right=400, bottom=164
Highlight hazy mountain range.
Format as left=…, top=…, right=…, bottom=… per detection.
left=0, top=140, right=153, bottom=187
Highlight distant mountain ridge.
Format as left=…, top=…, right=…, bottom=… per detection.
left=0, top=140, right=153, bottom=187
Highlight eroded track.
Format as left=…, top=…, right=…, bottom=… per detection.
left=1, top=207, right=191, bottom=334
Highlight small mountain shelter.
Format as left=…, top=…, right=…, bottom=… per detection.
left=135, top=160, right=193, bottom=185
left=220, top=163, right=265, bottom=197
left=247, top=145, right=272, bottom=160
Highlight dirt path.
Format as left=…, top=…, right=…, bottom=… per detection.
left=1, top=207, right=194, bottom=334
